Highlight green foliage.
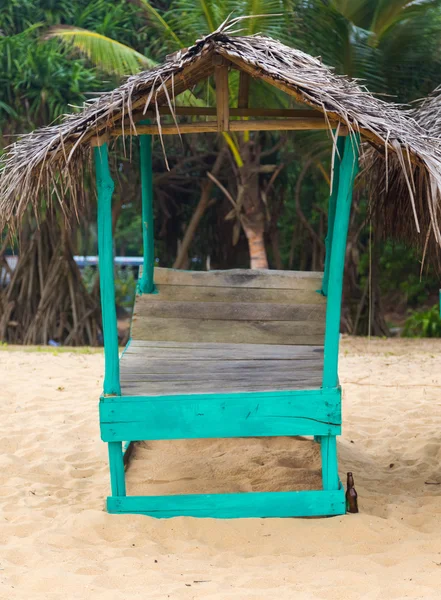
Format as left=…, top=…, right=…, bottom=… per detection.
left=0, top=28, right=98, bottom=128
left=47, top=26, right=155, bottom=75
left=80, top=266, right=97, bottom=295
left=114, top=268, right=137, bottom=309
left=377, top=243, right=438, bottom=307
left=81, top=265, right=136, bottom=310
left=3, top=0, right=441, bottom=336
left=292, top=0, right=441, bottom=99
left=403, top=306, right=441, bottom=338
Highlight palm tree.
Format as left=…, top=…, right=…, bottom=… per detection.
left=48, top=1, right=295, bottom=269
left=293, top=0, right=441, bottom=100
left=291, top=0, right=441, bottom=334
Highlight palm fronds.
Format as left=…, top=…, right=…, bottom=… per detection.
left=47, top=26, right=155, bottom=75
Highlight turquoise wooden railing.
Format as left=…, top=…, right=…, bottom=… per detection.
left=322, top=135, right=346, bottom=297
left=323, top=134, right=360, bottom=389
left=138, top=127, right=155, bottom=294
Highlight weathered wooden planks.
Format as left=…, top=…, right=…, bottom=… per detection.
left=131, top=316, right=324, bottom=345
left=119, top=341, right=323, bottom=396
left=134, top=300, right=326, bottom=321
left=107, top=489, right=346, bottom=518
left=133, top=268, right=326, bottom=346
left=153, top=267, right=323, bottom=289
left=147, top=284, right=326, bottom=305
left=127, top=340, right=324, bottom=355
left=100, top=387, right=341, bottom=441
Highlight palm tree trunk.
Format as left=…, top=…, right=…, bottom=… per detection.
left=242, top=225, right=268, bottom=269
left=239, top=141, right=269, bottom=269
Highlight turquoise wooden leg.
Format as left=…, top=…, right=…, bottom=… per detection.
left=108, top=442, right=126, bottom=496
left=321, top=435, right=339, bottom=490
left=94, top=142, right=121, bottom=396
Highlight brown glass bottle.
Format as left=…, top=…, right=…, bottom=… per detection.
left=346, top=472, right=359, bottom=513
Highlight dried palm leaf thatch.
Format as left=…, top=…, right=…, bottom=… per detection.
left=1, top=16, right=441, bottom=248
left=366, top=86, right=441, bottom=257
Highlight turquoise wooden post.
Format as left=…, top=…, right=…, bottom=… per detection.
left=139, top=127, right=155, bottom=294
left=94, top=140, right=125, bottom=498
left=322, top=135, right=346, bottom=296
left=108, top=442, right=126, bottom=496
left=323, top=135, right=360, bottom=389
left=321, top=135, right=359, bottom=492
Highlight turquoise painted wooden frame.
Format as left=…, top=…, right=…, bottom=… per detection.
left=94, top=143, right=121, bottom=396
left=99, top=387, right=342, bottom=442
left=323, top=135, right=360, bottom=389
left=322, top=135, right=346, bottom=296
left=93, top=129, right=360, bottom=519
left=107, top=489, right=346, bottom=518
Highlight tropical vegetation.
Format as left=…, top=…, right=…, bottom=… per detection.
left=1, top=0, right=441, bottom=343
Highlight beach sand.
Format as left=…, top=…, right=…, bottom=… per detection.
left=1, top=337, right=441, bottom=599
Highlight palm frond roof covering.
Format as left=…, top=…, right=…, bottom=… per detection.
left=1, top=17, right=441, bottom=246
left=366, top=84, right=441, bottom=254
left=412, top=85, right=441, bottom=134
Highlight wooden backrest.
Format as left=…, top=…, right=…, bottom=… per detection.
left=131, top=268, right=326, bottom=345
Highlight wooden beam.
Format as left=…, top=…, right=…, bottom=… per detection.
left=214, top=58, right=229, bottom=131
left=111, top=118, right=348, bottom=137
left=238, top=72, right=250, bottom=108
left=229, top=119, right=344, bottom=132
left=90, top=132, right=109, bottom=147
left=139, top=107, right=325, bottom=118
left=100, top=388, right=341, bottom=442
left=107, top=489, right=346, bottom=518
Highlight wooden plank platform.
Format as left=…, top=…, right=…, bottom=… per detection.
left=120, top=341, right=324, bottom=396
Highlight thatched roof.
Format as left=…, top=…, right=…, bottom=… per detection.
left=412, top=85, right=441, bottom=135
left=366, top=85, right=441, bottom=255
left=1, top=17, right=441, bottom=245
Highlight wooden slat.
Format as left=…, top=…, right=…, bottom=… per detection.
left=121, top=381, right=321, bottom=395
left=121, top=358, right=321, bottom=373
left=124, top=339, right=323, bottom=358
left=131, top=316, right=324, bottom=345
left=149, top=284, right=326, bottom=305
left=134, top=299, right=325, bottom=321
left=228, top=119, right=344, bottom=132
left=100, top=388, right=341, bottom=441
left=125, top=341, right=324, bottom=360
left=107, top=489, right=346, bottom=518
left=119, top=341, right=324, bottom=395
left=124, top=369, right=321, bottom=380
left=153, top=267, right=323, bottom=290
